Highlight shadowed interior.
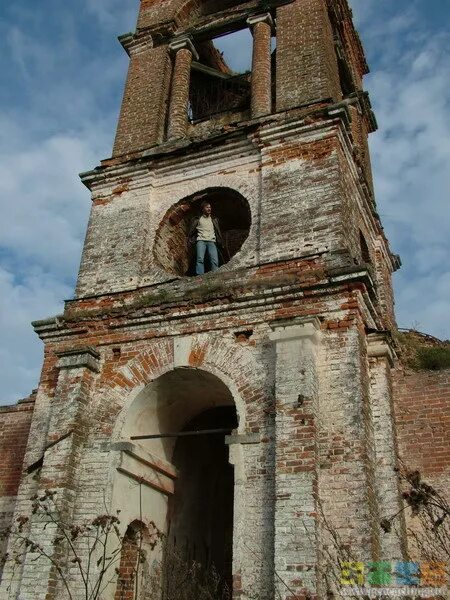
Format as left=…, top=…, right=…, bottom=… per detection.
left=167, top=406, right=238, bottom=592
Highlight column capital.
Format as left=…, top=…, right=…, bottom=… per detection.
left=367, top=333, right=396, bottom=366
left=56, top=347, right=100, bottom=372
left=247, top=12, right=274, bottom=32
left=269, top=317, right=321, bottom=343
left=168, top=36, right=199, bottom=61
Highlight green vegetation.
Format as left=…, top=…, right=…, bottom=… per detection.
left=397, top=329, right=450, bottom=371
left=417, top=346, right=450, bottom=371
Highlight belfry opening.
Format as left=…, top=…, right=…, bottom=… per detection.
left=117, top=369, right=238, bottom=595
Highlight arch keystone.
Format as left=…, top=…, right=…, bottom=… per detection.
left=173, top=335, right=194, bottom=367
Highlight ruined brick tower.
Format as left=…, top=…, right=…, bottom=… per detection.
left=0, top=1, right=408, bottom=598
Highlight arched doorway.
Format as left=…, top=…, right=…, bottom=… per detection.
left=115, top=368, right=239, bottom=598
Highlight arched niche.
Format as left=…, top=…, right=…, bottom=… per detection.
left=153, top=187, right=251, bottom=277
left=114, top=521, right=157, bottom=600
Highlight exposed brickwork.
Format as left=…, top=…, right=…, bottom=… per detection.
left=326, top=0, right=369, bottom=89
left=113, top=45, right=171, bottom=156
left=0, top=394, right=35, bottom=584
left=393, top=367, right=450, bottom=495
left=0, top=395, right=35, bottom=498
left=276, top=0, right=341, bottom=111
left=249, top=16, right=272, bottom=118
left=137, top=0, right=257, bottom=30
left=349, top=104, right=374, bottom=193
left=367, top=339, right=404, bottom=559
left=167, top=46, right=193, bottom=140
left=114, top=524, right=144, bottom=600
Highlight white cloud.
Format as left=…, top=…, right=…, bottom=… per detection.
left=0, top=266, right=72, bottom=404
left=0, top=3, right=125, bottom=405
left=350, top=0, right=450, bottom=339
left=0, top=131, right=102, bottom=276
left=0, top=128, right=105, bottom=405
left=84, top=0, right=139, bottom=32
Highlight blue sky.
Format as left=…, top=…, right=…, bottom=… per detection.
left=0, top=0, right=449, bottom=405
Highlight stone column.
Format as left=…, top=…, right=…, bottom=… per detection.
left=8, top=348, right=100, bottom=600
left=247, top=13, right=273, bottom=118
left=269, top=319, right=320, bottom=599
left=367, top=334, right=406, bottom=559
left=167, top=37, right=198, bottom=140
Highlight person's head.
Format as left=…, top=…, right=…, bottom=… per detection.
left=201, top=201, right=212, bottom=217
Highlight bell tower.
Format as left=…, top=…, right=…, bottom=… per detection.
left=1, top=1, right=405, bottom=599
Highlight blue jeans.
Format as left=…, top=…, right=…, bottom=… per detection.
left=195, top=241, right=219, bottom=275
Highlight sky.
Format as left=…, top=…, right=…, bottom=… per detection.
left=0, top=0, right=449, bottom=405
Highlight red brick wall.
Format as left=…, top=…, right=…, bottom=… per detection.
left=0, top=395, right=35, bottom=498
left=116, top=0, right=368, bottom=156
left=113, top=45, right=172, bottom=157
left=114, top=523, right=149, bottom=600
left=114, top=529, right=139, bottom=600
left=393, top=368, right=450, bottom=495
left=349, top=104, right=374, bottom=193
left=276, top=0, right=341, bottom=111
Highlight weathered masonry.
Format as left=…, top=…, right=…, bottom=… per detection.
left=1, top=1, right=448, bottom=599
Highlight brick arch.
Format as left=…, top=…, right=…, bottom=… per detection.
left=139, top=0, right=248, bottom=30
left=152, top=186, right=251, bottom=277
left=109, top=334, right=268, bottom=441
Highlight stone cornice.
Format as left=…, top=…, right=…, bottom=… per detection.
left=56, top=347, right=101, bottom=372
left=32, top=264, right=383, bottom=343
left=118, top=29, right=155, bottom=56
left=247, top=12, right=275, bottom=32
left=269, top=317, right=321, bottom=343
left=367, top=332, right=396, bottom=366
left=81, top=109, right=349, bottom=191
left=83, top=102, right=346, bottom=172
left=168, top=36, right=199, bottom=61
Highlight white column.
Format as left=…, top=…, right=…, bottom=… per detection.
left=269, top=319, right=321, bottom=599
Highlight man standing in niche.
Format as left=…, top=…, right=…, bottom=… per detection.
left=189, top=201, right=224, bottom=275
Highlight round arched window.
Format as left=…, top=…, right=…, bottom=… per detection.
left=153, top=187, right=251, bottom=277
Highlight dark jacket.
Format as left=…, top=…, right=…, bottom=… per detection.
left=188, top=216, right=224, bottom=248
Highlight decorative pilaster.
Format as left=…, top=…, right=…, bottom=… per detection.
left=367, top=334, right=406, bottom=559
left=247, top=13, right=273, bottom=118
left=10, top=347, right=100, bottom=600
left=269, top=319, right=320, bottom=599
left=167, top=37, right=198, bottom=140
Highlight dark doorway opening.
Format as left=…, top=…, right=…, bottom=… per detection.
left=166, top=406, right=237, bottom=595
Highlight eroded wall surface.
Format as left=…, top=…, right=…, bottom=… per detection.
left=0, top=395, right=35, bottom=575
